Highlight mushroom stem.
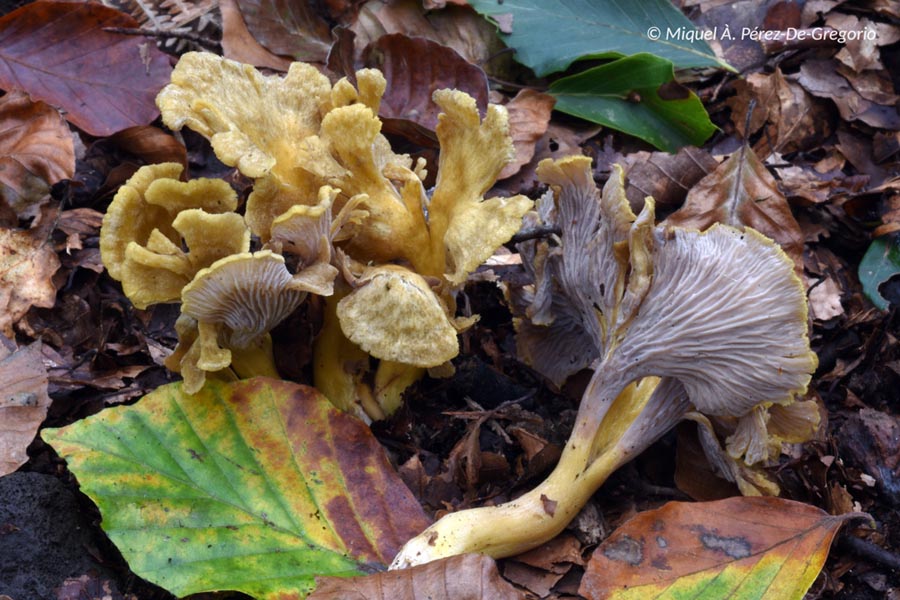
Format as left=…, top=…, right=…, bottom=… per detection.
left=391, top=371, right=688, bottom=568
left=229, top=334, right=280, bottom=380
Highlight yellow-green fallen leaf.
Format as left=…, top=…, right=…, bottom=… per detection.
left=579, top=496, right=857, bottom=600
left=43, top=377, right=431, bottom=599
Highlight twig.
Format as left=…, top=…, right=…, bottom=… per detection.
left=839, top=534, right=900, bottom=572
left=510, top=225, right=561, bottom=245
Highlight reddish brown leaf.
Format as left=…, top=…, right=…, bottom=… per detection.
left=0, top=222, right=60, bottom=336
left=220, top=0, right=292, bottom=71
left=498, top=121, right=600, bottom=190
left=499, top=90, right=556, bottom=180
left=237, top=0, right=332, bottom=62
left=674, top=424, right=740, bottom=501
left=106, top=126, right=188, bottom=170
left=513, top=533, right=584, bottom=572
left=350, top=0, right=509, bottom=77
left=0, top=339, right=51, bottom=476
left=663, top=142, right=805, bottom=271
left=620, top=147, right=719, bottom=212
left=309, top=554, right=527, bottom=600
left=0, top=91, right=74, bottom=218
left=502, top=560, right=563, bottom=598
left=773, top=158, right=865, bottom=206
left=579, top=497, right=856, bottom=600
left=727, top=69, right=833, bottom=155
left=363, top=34, right=489, bottom=146
left=827, top=13, right=900, bottom=71
left=837, top=126, right=891, bottom=187
left=797, top=59, right=900, bottom=131
left=0, top=2, right=172, bottom=136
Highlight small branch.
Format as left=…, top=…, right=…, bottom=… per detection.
left=510, top=225, right=561, bottom=245
left=838, top=534, right=900, bottom=572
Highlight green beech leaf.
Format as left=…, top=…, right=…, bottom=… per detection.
left=859, top=234, right=900, bottom=310
left=467, top=0, right=730, bottom=76
left=42, top=378, right=431, bottom=599
left=549, top=53, right=716, bottom=152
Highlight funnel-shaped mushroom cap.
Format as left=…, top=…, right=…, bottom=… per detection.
left=428, top=90, right=533, bottom=285
left=614, top=224, right=817, bottom=417
left=100, top=163, right=246, bottom=308
left=122, top=209, right=250, bottom=309
left=336, top=265, right=458, bottom=367
left=513, top=156, right=817, bottom=478
left=101, top=162, right=183, bottom=282
left=520, top=157, right=816, bottom=418
left=268, top=185, right=343, bottom=296
left=182, top=250, right=307, bottom=349
left=295, top=102, right=429, bottom=266
left=508, top=157, right=644, bottom=383
left=156, top=52, right=331, bottom=182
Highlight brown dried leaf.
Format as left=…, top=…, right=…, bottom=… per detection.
left=0, top=338, right=51, bottom=476
left=502, top=561, right=563, bottom=598
left=664, top=142, right=804, bottom=270
left=0, top=2, right=172, bottom=136
left=691, top=1, right=776, bottom=72
left=837, top=126, right=890, bottom=187
left=309, top=553, right=527, bottom=600
left=674, top=424, right=739, bottom=501
left=513, top=533, right=585, bottom=572
left=826, top=13, right=900, bottom=71
left=774, top=159, right=866, bottom=206
left=498, top=122, right=599, bottom=191
left=799, top=1, right=843, bottom=27
left=0, top=224, right=60, bottom=337
left=727, top=69, right=833, bottom=155
left=219, top=0, right=292, bottom=71
left=0, top=91, right=74, bottom=219
left=107, top=126, right=188, bottom=171
left=363, top=34, right=489, bottom=147
left=237, top=0, right=332, bottom=62
left=499, top=90, right=556, bottom=180
left=620, top=147, right=719, bottom=212
left=350, top=0, right=508, bottom=76
left=579, top=497, right=854, bottom=599
left=797, top=59, right=900, bottom=131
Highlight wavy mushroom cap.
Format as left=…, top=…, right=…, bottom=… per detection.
left=100, top=163, right=245, bottom=308
left=515, top=156, right=818, bottom=476
left=336, top=265, right=459, bottom=368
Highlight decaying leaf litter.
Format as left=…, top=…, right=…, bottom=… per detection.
left=1, top=0, right=899, bottom=599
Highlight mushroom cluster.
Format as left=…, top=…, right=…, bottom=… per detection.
left=100, top=52, right=532, bottom=417
left=391, top=156, right=819, bottom=567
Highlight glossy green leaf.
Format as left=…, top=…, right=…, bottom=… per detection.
left=859, top=234, right=900, bottom=310
left=549, top=54, right=717, bottom=152
left=467, top=0, right=730, bottom=76
left=43, top=378, right=431, bottom=599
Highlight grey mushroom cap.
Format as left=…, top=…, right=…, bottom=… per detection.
left=611, top=224, right=816, bottom=417
left=182, top=250, right=307, bottom=348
